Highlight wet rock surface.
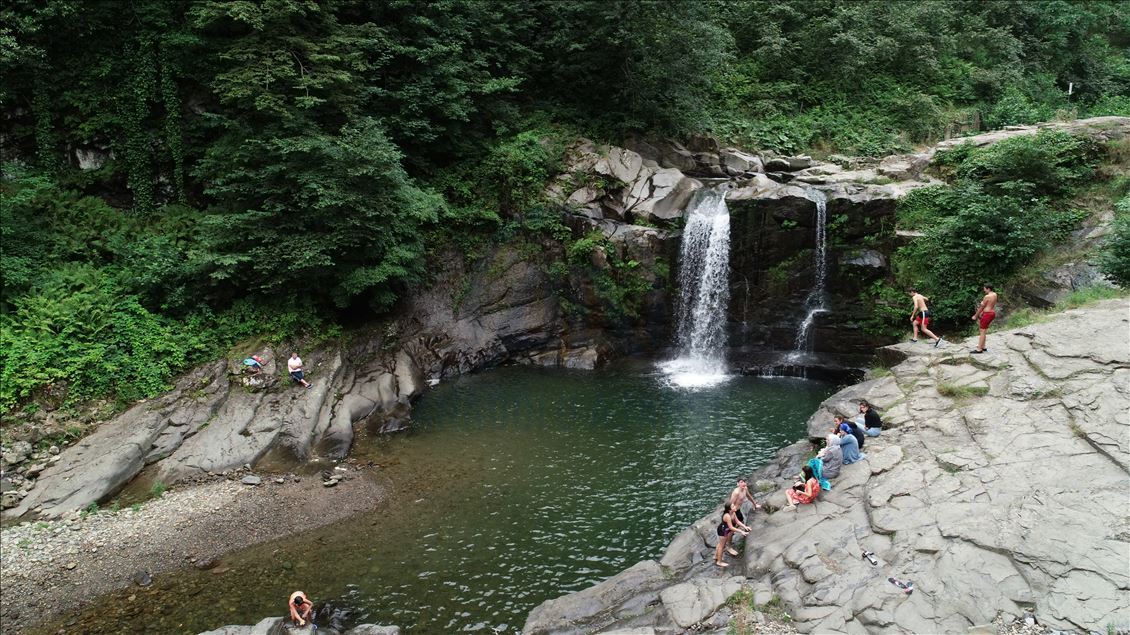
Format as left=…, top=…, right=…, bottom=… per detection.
left=523, top=299, right=1130, bottom=634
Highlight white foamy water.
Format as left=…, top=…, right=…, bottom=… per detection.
left=662, top=188, right=731, bottom=388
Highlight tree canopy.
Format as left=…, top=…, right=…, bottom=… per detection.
left=1, top=0, right=1127, bottom=408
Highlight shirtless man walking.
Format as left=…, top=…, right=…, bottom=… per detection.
left=725, top=479, right=762, bottom=556
left=971, top=284, right=998, bottom=353
left=909, top=289, right=943, bottom=347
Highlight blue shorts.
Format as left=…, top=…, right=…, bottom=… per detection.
left=290, top=370, right=305, bottom=382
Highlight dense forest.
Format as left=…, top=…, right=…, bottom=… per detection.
left=2, top=0, right=1129, bottom=412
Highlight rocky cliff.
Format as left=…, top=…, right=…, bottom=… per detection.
left=522, top=298, right=1130, bottom=635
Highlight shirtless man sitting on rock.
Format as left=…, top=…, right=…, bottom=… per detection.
left=289, top=591, right=313, bottom=627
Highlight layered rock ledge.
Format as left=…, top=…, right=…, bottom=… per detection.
left=523, top=298, right=1130, bottom=634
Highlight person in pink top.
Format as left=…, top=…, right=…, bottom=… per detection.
left=287, top=352, right=311, bottom=388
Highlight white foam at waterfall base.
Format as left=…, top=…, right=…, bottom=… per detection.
left=661, top=188, right=732, bottom=389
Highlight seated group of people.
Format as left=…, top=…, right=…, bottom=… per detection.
left=785, top=400, right=882, bottom=508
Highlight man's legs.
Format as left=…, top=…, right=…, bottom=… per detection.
left=977, top=328, right=987, bottom=351
left=911, top=320, right=920, bottom=341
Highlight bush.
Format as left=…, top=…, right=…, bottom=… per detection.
left=0, top=267, right=188, bottom=410
left=1099, top=196, right=1130, bottom=286
left=0, top=265, right=333, bottom=412
left=953, top=130, right=1099, bottom=197
left=891, top=182, right=1086, bottom=324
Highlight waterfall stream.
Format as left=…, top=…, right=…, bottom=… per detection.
left=660, top=188, right=731, bottom=387
left=790, top=188, right=829, bottom=358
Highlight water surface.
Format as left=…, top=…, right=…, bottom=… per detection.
left=52, top=362, right=832, bottom=634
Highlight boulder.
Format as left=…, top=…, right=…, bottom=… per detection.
left=652, top=139, right=697, bottom=172
left=659, top=577, right=743, bottom=628
left=2, top=441, right=32, bottom=466
left=838, top=249, right=887, bottom=269
left=622, top=137, right=661, bottom=163
left=523, top=560, right=668, bottom=634
left=624, top=168, right=699, bottom=222
left=764, top=156, right=813, bottom=172
left=692, top=152, right=727, bottom=177
left=594, top=147, right=644, bottom=184
left=198, top=617, right=282, bottom=635
left=685, top=134, right=720, bottom=154
left=344, top=626, right=401, bottom=635
left=719, top=148, right=763, bottom=175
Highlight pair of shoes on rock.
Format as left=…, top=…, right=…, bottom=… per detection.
left=971, top=348, right=987, bottom=354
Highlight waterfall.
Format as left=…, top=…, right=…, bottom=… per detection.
left=660, top=188, right=731, bottom=388
left=790, top=188, right=829, bottom=357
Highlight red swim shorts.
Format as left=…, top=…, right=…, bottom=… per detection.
left=913, top=312, right=929, bottom=327
left=978, top=311, right=996, bottom=330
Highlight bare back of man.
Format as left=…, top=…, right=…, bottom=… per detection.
left=971, top=285, right=998, bottom=353
left=909, top=290, right=942, bottom=345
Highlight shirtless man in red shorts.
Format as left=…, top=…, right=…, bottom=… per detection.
left=909, top=289, right=943, bottom=347
left=971, top=284, right=998, bottom=353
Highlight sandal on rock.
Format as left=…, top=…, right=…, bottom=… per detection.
left=727, top=548, right=740, bottom=557
left=715, top=561, right=729, bottom=568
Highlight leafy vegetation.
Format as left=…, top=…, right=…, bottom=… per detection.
left=869, top=131, right=1113, bottom=333
left=1099, top=194, right=1130, bottom=285
left=1, top=0, right=1128, bottom=413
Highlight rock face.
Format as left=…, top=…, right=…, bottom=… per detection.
left=524, top=299, right=1130, bottom=634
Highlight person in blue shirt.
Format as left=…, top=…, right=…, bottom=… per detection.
left=834, top=423, right=866, bottom=464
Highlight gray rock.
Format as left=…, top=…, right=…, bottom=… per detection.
left=523, top=560, right=667, bottom=634
left=839, top=249, right=887, bottom=269
left=2, top=441, right=32, bottom=465
left=344, top=626, right=401, bottom=635
left=764, top=156, right=812, bottom=171
left=659, top=577, right=743, bottom=628
left=132, top=570, right=153, bottom=587
left=240, top=475, right=262, bottom=486
left=720, top=148, right=763, bottom=174
left=653, top=139, right=697, bottom=172
left=594, top=147, right=644, bottom=184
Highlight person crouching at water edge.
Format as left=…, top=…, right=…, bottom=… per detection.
left=289, top=590, right=314, bottom=627
left=714, top=501, right=751, bottom=568
left=784, top=465, right=821, bottom=509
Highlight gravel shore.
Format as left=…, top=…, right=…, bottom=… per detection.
left=0, top=466, right=383, bottom=634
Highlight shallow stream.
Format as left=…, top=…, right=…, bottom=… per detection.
left=53, top=361, right=833, bottom=634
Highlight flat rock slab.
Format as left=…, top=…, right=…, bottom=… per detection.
left=659, top=576, right=743, bottom=628
left=523, top=560, right=667, bottom=635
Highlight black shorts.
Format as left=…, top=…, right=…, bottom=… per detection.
left=735, top=509, right=745, bottom=524
left=716, top=523, right=732, bottom=537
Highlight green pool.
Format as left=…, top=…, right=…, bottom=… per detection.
left=54, top=361, right=833, bottom=634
